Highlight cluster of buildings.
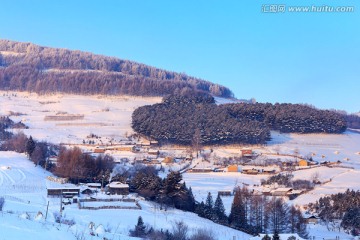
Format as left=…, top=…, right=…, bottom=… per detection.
left=47, top=181, right=130, bottom=199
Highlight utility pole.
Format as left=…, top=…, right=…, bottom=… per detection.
left=101, top=174, right=105, bottom=192
left=45, top=201, right=49, bottom=220
left=60, top=189, right=63, bottom=214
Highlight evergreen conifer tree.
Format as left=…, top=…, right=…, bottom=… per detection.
left=214, top=193, right=227, bottom=224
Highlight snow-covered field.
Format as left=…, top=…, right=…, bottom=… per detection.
left=0, top=91, right=161, bottom=144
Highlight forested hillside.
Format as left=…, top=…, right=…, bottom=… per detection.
left=132, top=92, right=347, bottom=145
left=0, top=39, right=233, bottom=97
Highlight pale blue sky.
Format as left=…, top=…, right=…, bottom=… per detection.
left=0, top=0, right=359, bottom=112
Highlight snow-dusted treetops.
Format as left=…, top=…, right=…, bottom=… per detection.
left=0, top=39, right=233, bottom=97
left=132, top=92, right=347, bottom=145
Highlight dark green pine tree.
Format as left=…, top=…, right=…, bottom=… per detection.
left=214, top=193, right=227, bottom=224
left=164, top=171, right=182, bottom=195
left=131, top=216, right=146, bottom=237
left=262, top=234, right=271, bottom=240
left=195, top=201, right=206, bottom=218
left=272, top=230, right=280, bottom=240
left=186, top=186, right=196, bottom=212
left=204, top=192, right=214, bottom=220
left=25, top=136, right=36, bottom=158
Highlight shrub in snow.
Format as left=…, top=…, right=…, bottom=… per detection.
left=19, top=212, right=30, bottom=220
left=0, top=197, right=5, bottom=211
left=53, top=212, right=76, bottom=226
left=189, top=228, right=216, bottom=240
left=95, top=224, right=105, bottom=235
left=34, top=211, right=43, bottom=221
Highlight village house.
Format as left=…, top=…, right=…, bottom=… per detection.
left=150, top=140, right=159, bottom=146
left=106, top=145, right=135, bottom=152
left=93, top=146, right=106, bottom=153
left=148, top=149, right=159, bottom=156
left=305, top=215, right=319, bottom=224
left=241, top=148, right=253, bottom=157
left=262, top=188, right=272, bottom=196
left=191, top=167, right=213, bottom=173
left=271, top=187, right=293, bottom=196
left=47, top=187, right=80, bottom=198
left=141, top=140, right=151, bottom=147
left=107, top=182, right=129, bottom=195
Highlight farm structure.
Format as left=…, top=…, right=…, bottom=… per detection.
left=298, top=159, right=309, bottom=167
left=218, top=190, right=232, bottom=196
left=47, top=188, right=80, bottom=198
left=107, top=182, right=129, bottom=195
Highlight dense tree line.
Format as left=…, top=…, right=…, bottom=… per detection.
left=0, top=39, right=233, bottom=97
left=55, top=147, right=114, bottom=184
left=309, top=189, right=360, bottom=236
left=223, top=102, right=347, bottom=134
left=195, top=187, right=308, bottom=238
left=132, top=93, right=347, bottom=145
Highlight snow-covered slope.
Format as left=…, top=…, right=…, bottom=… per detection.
left=0, top=151, right=250, bottom=240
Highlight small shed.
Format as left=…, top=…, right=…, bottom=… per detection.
left=86, top=183, right=101, bottom=189
left=228, top=165, right=240, bottom=172
left=241, top=149, right=253, bottom=157
left=218, top=190, right=232, bottom=196
left=108, top=182, right=129, bottom=195
left=163, top=156, right=173, bottom=163
left=150, top=141, right=159, bottom=146
left=148, top=149, right=159, bottom=156
left=298, top=159, right=308, bottom=167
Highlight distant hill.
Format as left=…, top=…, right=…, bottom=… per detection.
left=0, top=39, right=233, bottom=97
